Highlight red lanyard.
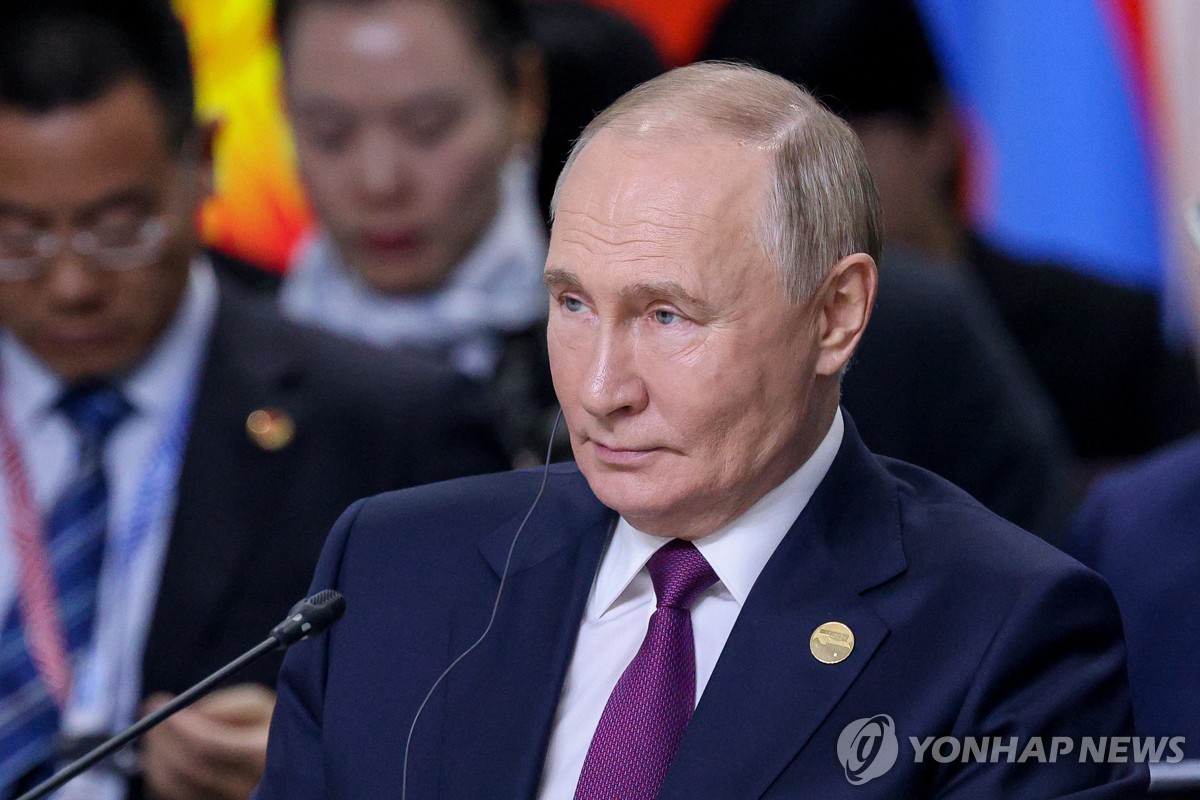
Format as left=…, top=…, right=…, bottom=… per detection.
left=0, top=382, right=72, bottom=708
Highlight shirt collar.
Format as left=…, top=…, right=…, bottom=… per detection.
left=588, top=409, right=845, bottom=619
left=278, top=156, right=548, bottom=376
left=1, top=323, right=63, bottom=431
left=0, top=257, right=218, bottom=425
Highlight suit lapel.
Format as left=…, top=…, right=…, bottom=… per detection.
left=142, top=286, right=304, bottom=693
left=438, top=471, right=614, bottom=800
left=659, top=414, right=907, bottom=800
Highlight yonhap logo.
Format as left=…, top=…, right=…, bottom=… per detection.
left=837, top=714, right=899, bottom=785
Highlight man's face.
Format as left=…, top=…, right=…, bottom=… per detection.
left=546, top=129, right=837, bottom=539
left=284, top=0, right=534, bottom=294
left=0, top=81, right=199, bottom=383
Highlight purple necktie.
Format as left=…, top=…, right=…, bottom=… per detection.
left=574, top=538, right=718, bottom=800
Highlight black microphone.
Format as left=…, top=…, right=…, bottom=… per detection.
left=15, top=590, right=347, bottom=800
left=269, top=590, right=347, bottom=646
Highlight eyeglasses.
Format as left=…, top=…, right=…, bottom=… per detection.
left=0, top=215, right=173, bottom=281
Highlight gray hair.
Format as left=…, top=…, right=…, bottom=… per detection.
left=550, top=61, right=883, bottom=303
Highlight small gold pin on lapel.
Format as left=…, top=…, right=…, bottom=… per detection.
left=246, top=408, right=294, bottom=451
left=810, top=621, right=855, bottom=664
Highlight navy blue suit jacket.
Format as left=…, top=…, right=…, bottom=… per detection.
left=1067, top=435, right=1200, bottom=758
left=255, top=415, right=1146, bottom=798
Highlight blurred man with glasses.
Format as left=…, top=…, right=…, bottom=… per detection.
left=0, top=2, right=508, bottom=799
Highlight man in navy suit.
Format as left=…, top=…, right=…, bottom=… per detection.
left=1067, top=436, right=1200, bottom=759
left=255, top=63, right=1146, bottom=798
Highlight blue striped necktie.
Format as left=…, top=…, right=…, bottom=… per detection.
left=0, top=382, right=131, bottom=796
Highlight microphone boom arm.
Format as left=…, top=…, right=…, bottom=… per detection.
left=15, top=590, right=346, bottom=800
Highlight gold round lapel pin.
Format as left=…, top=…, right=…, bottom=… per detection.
left=246, top=408, right=295, bottom=452
left=810, top=621, right=855, bottom=664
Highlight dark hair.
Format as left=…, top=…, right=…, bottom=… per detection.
left=527, top=1, right=665, bottom=223
left=274, top=0, right=531, bottom=90
left=701, top=0, right=945, bottom=126
left=0, top=0, right=196, bottom=149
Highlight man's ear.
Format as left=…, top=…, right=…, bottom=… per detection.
left=813, top=252, right=878, bottom=377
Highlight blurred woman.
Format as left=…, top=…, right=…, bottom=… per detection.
left=275, top=0, right=551, bottom=458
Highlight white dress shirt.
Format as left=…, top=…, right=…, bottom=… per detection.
left=536, top=410, right=845, bottom=800
left=0, top=260, right=217, bottom=800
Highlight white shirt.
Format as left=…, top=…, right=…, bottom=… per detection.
left=0, top=260, right=217, bottom=800
left=536, top=410, right=845, bottom=800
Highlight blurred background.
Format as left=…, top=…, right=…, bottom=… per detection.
left=178, top=0, right=1200, bottom=345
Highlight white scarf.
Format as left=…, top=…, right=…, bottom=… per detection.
left=280, top=159, right=548, bottom=379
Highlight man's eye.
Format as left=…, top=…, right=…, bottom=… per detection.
left=0, top=228, right=42, bottom=257
left=653, top=309, right=681, bottom=325
left=563, top=296, right=585, bottom=312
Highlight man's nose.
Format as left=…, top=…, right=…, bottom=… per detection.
left=43, top=252, right=105, bottom=306
left=578, top=327, right=649, bottom=420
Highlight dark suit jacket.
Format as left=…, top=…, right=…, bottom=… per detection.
left=1066, top=436, right=1200, bottom=758
left=139, top=280, right=509, bottom=698
left=844, top=244, right=1074, bottom=542
left=967, top=235, right=1200, bottom=461
left=254, top=414, right=1145, bottom=799
left=210, top=249, right=565, bottom=467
